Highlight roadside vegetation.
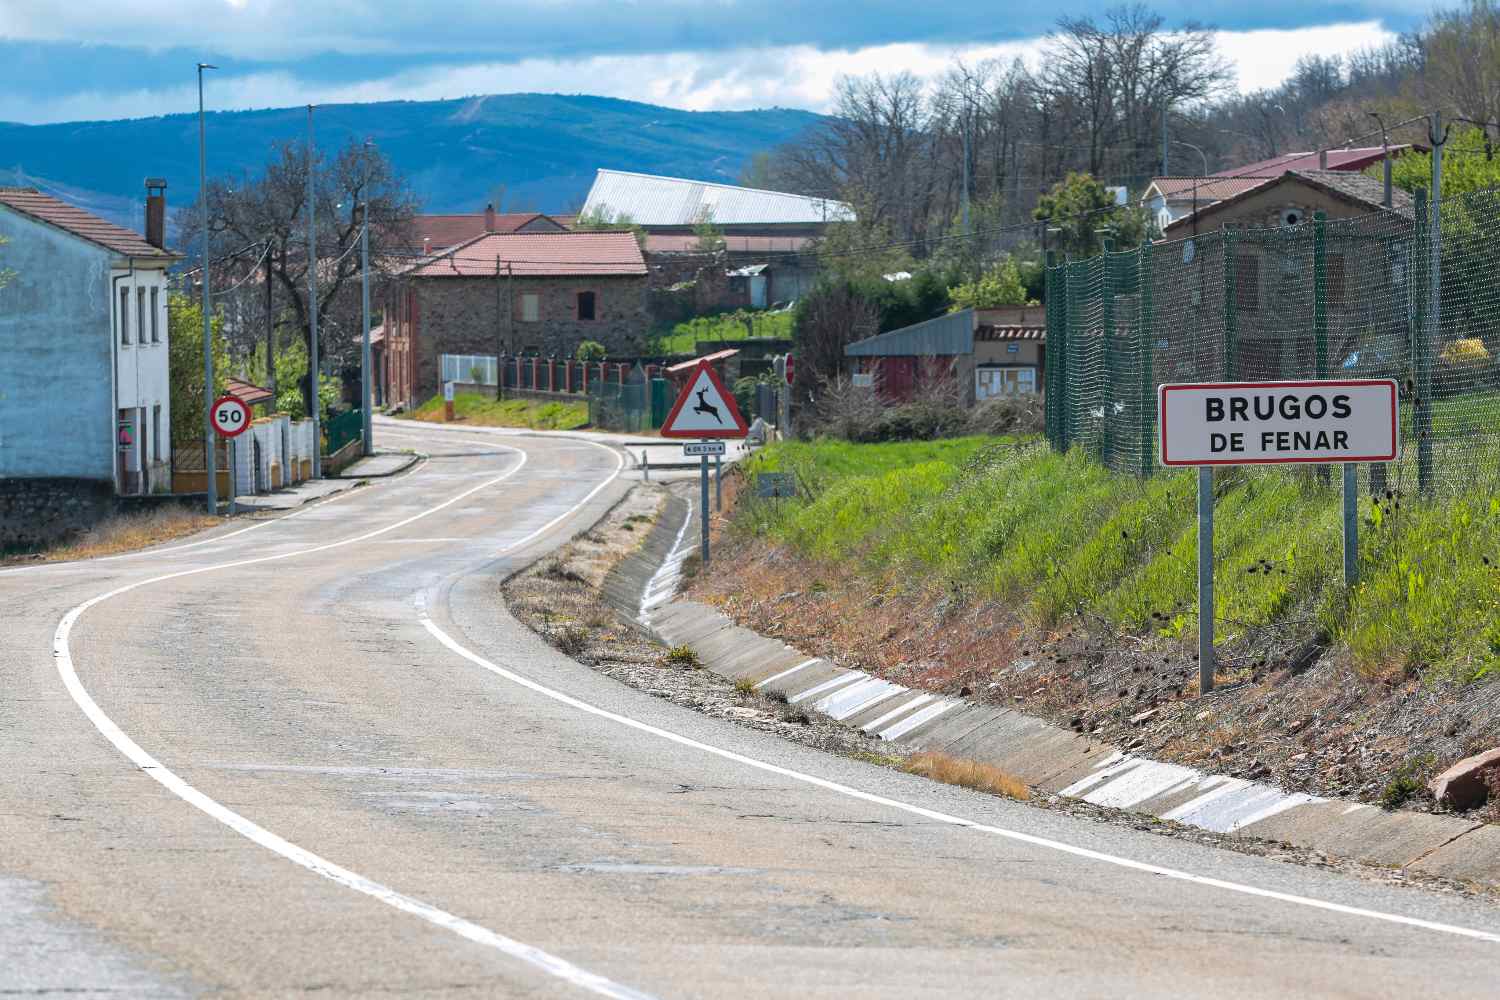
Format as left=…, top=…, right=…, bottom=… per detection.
left=738, top=438, right=1500, bottom=685
left=2, top=507, right=219, bottom=566
left=405, top=392, right=588, bottom=430
left=649, top=309, right=794, bottom=356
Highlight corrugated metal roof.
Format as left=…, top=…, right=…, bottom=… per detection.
left=645, top=233, right=816, bottom=254
left=403, top=231, right=647, bottom=278
left=582, top=169, right=853, bottom=226
left=0, top=186, right=179, bottom=259
left=845, top=309, right=974, bottom=358
left=225, top=377, right=274, bottom=407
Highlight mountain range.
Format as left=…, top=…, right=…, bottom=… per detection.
left=0, top=93, right=823, bottom=231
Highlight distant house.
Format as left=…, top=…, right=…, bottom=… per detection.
left=381, top=231, right=649, bottom=410
left=845, top=307, right=1046, bottom=405
left=0, top=182, right=181, bottom=506
left=1145, top=145, right=1421, bottom=231
left=1157, top=169, right=1415, bottom=383
left=409, top=205, right=568, bottom=255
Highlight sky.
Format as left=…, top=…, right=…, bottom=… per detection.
left=0, top=1, right=1431, bottom=125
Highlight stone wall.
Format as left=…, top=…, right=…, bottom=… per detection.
left=0, top=477, right=116, bottom=551
left=413, top=275, right=649, bottom=405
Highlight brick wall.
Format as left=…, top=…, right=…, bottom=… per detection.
left=408, top=275, right=649, bottom=405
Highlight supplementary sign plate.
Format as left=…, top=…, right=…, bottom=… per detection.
left=1159, top=379, right=1398, bottom=466
left=756, top=472, right=797, bottom=498
left=210, top=395, right=252, bottom=438
left=683, top=440, right=726, bottom=456
left=660, top=362, right=749, bottom=439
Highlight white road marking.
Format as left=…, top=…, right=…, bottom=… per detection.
left=52, top=438, right=650, bottom=999
left=415, top=610, right=1500, bottom=946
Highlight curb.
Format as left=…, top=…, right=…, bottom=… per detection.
left=605, top=493, right=1500, bottom=890
left=325, top=451, right=422, bottom=480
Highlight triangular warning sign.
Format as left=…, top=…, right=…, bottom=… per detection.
left=660, top=362, right=749, bottom=439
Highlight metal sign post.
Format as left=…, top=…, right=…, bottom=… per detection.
left=1159, top=379, right=1399, bottom=694
left=714, top=452, right=722, bottom=512
left=700, top=445, right=711, bottom=565
left=661, top=362, right=748, bottom=568
left=210, top=394, right=252, bottom=514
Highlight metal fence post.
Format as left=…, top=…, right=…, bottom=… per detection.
left=1138, top=240, right=1155, bottom=477
left=1222, top=229, right=1238, bottom=380
left=1101, top=240, right=1116, bottom=468
left=1313, top=210, right=1332, bottom=485
left=1414, top=187, right=1434, bottom=494
left=1044, top=251, right=1059, bottom=449
left=1065, top=259, right=1082, bottom=450
left=1198, top=466, right=1215, bottom=694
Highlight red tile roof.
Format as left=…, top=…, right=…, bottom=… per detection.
left=1149, top=176, right=1269, bottom=202
left=404, top=231, right=648, bottom=278
left=1212, top=145, right=1420, bottom=178
left=412, top=212, right=565, bottom=250
left=0, top=187, right=177, bottom=259
left=225, top=376, right=274, bottom=407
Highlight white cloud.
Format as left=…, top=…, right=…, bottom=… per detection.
left=0, top=21, right=1399, bottom=124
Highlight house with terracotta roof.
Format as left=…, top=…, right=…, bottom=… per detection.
left=1145, top=145, right=1422, bottom=230
left=0, top=181, right=182, bottom=523
left=381, top=230, right=649, bottom=410
left=409, top=205, right=568, bottom=255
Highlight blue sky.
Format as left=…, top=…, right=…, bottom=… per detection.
left=0, top=1, right=1430, bottom=124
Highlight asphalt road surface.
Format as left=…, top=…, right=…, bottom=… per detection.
left=4, top=422, right=1500, bottom=999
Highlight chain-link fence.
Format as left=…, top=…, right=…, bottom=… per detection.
left=1046, top=186, right=1500, bottom=496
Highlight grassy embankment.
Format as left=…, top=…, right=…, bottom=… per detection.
left=1, top=507, right=220, bottom=566
left=407, top=392, right=588, bottom=430
left=649, top=311, right=793, bottom=356
left=737, top=437, right=1500, bottom=683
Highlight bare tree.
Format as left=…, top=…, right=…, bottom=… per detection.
left=204, top=139, right=418, bottom=414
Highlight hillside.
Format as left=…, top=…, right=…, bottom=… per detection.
left=0, top=93, right=822, bottom=228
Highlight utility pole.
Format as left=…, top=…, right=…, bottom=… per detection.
left=197, top=62, right=217, bottom=514
left=1161, top=105, right=1169, bottom=176
left=359, top=138, right=373, bottom=457
left=264, top=243, right=276, bottom=405
left=360, top=199, right=372, bottom=456
left=306, top=104, right=321, bottom=478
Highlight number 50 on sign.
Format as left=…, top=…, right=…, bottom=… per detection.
left=210, top=395, right=252, bottom=438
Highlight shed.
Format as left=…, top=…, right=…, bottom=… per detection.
left=845, top=308, right=1046, bottom=404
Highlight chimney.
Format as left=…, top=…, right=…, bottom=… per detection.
left=1318, top=149, right=1328, bottom=170
left=423, top=236, right=431, bottom=256
left=144, top=178, right=167, bottom=250
left=484, top=202, right=496, bottom=232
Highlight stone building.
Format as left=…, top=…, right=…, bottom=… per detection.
left=381, top=231, right=648, bottom=410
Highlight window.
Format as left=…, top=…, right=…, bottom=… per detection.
left=1235, top=255, right=1259, bottom=313
left=120, top=287, right=131, bottom=344
left=518, top=292, right=541, bottom=323
left=576, top=290, right=597, bottom=321
left=137, top=289, right=146, bottom=348
left=150, top=287, right=160, bottom=343
left=152, top=405, right=162, bottom=461
left=1326, top=253, right=1346, bottom=309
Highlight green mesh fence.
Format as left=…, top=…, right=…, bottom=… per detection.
left=1046, top=186, right=1500, bottom=495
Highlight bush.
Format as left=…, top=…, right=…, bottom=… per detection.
left=576, top=340, right=607, bottom=362
left=967, top=395, right=1045, bottom=436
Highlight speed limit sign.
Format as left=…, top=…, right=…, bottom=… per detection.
left=210, top=395, right=252, bottom=438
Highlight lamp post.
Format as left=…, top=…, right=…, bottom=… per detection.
left=197, top=62, right=217, bottom=513
left=360, top=139, right=373, bottom=456
left=1171, top=139, right=1210, bottom=236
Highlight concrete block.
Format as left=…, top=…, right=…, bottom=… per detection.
left=1410, top=823, right=1500, bottom=884
left=1238, top=800, right=1482, bottom=868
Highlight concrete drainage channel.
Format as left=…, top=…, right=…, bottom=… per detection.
left=602, top=489, right=1500, bottom=892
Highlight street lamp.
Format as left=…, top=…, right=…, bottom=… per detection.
left=1171, top=140, right=1210, bottom=236
left=359, top=139, right=373, bottom=456
left=198, top=62, right=217, bottom=514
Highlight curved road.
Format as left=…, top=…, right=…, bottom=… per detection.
left=3, top=422, right=1499, bottom=998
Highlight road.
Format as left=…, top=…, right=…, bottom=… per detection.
left=3, top=421, right=1499, bottom=999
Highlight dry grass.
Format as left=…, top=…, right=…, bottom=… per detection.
left=902, top=751, right=1031, bottom=801
left=7, top=507, right=220, bottom=565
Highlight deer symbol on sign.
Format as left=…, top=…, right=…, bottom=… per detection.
left=692, top=387, right=723, bottom=424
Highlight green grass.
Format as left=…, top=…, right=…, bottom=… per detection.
left=406, top=392, right=588, bottom=430
left=649, top=310, right=793, bottom=355
left=735, top=438, right=1500, bottom=683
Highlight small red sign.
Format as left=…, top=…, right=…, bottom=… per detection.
left=210, top=395, right=252, bottom=438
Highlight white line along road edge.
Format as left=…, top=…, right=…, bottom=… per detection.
left=53, top=439, right=652, bottom=1000
left=416, top=607, right=1500, bottom=947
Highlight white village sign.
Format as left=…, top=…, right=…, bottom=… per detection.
left=1157, top=378, right=1399, bottom=696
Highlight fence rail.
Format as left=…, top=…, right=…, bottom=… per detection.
left=1046, top=185, right=1500, bottom=496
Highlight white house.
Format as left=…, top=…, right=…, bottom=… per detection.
left=0, top=181, right=182, bottom=495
